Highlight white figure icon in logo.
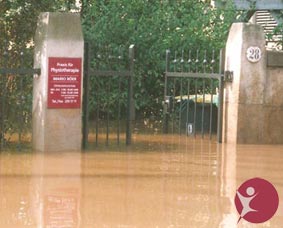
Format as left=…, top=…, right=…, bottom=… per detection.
left=236, top=186, right=258, bottom=223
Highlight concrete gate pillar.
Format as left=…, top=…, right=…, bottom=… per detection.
left=33, top=13, right=84, bottom=152
left=223, top=23, right=266, bottom=144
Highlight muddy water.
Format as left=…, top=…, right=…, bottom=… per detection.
left=1, top=134, right=283, bottom=228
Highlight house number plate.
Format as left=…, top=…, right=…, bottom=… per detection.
left=246, top=46, right=262, bottom=63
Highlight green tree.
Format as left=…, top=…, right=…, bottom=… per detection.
left=81, top=0, right=236, bottom=119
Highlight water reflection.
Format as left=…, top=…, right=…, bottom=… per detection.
left=0, top=152, right=81, bottom=228
left=0, top=135, right=283, bottom=227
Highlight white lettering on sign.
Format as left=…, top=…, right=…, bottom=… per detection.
left=246, top=46, right=262, bottom=63
left=53, top=77, right=67, bottom=81
left=48, top=57, right=82, bottom=109
left=50, top=67, right=80, bottom=74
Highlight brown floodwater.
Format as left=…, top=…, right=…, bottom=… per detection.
left=1, top=134, right=283, bottom=228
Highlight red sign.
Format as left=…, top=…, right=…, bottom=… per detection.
left=48, top=57, right=82, bottom=108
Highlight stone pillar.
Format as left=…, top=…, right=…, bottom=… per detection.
left=223, top=23, right=266, bottom=144
left=33, top=13, right=84, bottom=152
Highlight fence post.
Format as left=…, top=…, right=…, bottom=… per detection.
left=126, top=44, right=135, bottom=145
left=163, top=50, right=170, bottom=134
left=82, top=42, right=90, bottom=150
left=0, top=51, right=8, bottom=151
left=217, top=48, right=225, bottom=143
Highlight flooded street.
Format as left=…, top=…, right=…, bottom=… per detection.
left=1, top=134, right=283, bottom=228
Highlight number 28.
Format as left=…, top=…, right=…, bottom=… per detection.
left=247, top=47, right=262, bottom=63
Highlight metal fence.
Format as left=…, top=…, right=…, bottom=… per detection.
left=82, top=43, right=135, bottom=149
left=163, top=49, right=226, bottom=142
left=1, top=44, right=229, bottom=151
left=0, top=43, right=135, bottom=151
left=0, top=50, right=40, bottom=151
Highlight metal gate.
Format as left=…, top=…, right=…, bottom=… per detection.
left=163, top=49, right=227, bottom=142
left=82, top=43, right=135, bottom=149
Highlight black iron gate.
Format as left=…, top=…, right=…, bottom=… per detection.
left=163, top=49, right=225, bottom=142
left=82, top=43, right=135, bottom=149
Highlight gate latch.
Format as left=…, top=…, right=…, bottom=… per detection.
left=163, top=96, right=173, bottom=113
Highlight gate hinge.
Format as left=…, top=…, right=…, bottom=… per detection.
left=224, top=71, right=233, bottom=82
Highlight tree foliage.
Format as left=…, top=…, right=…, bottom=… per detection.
left=81, top=0, right=237, bottom=118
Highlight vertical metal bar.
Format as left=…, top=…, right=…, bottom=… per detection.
left=82, top=42, right=90, bottom=150
left=18, top=51, right=24, bottom=151
left=0, top=51, right=7, bottom=151
left=163, top=50, right=170, bottom=134
left=95, top=65, right=99, bottom=147
left=201, top=51, right=207, bottom=138
left=117, top=76, right=121, bottom=145
left=186, top=50, right=192, bottom=136
left=105, top=51, right=111, bottom=146
left=186, top=80, right=190, bottom=135
left=217, top=76, right=224, bottom=143
left=0, top=29, right=7, bottom=151
left=179, top=50, right=184, bottom=134
left=201, top=78, right=205, bottom=138
left=209, top=78, right=213, bottom=139
left=217, top=49, right=225, bottom=143
left=172, top=51, right=177, bottom=134
left=209, top=50, right=215, bottom=139
left=106, top=77, right=110, bottom=146
left=172, top=79, right=176, bottom=134
left=95, top=45, right=103, bottom=147
left=179, top=78, right=183, bottom=134
left=194, top=79, right=197, bottom=138
left=117, top=47, right=123, bottom=145
left=126, top=44, right=134, bottom=145
left=126, top=69, right=131, bottom=145
left=194, top=50, right=199, bottom=138
left=0, top=72, right=2, bottom=151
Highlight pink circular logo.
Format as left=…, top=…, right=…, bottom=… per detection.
left=234, top=177, right=279, bottom=224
